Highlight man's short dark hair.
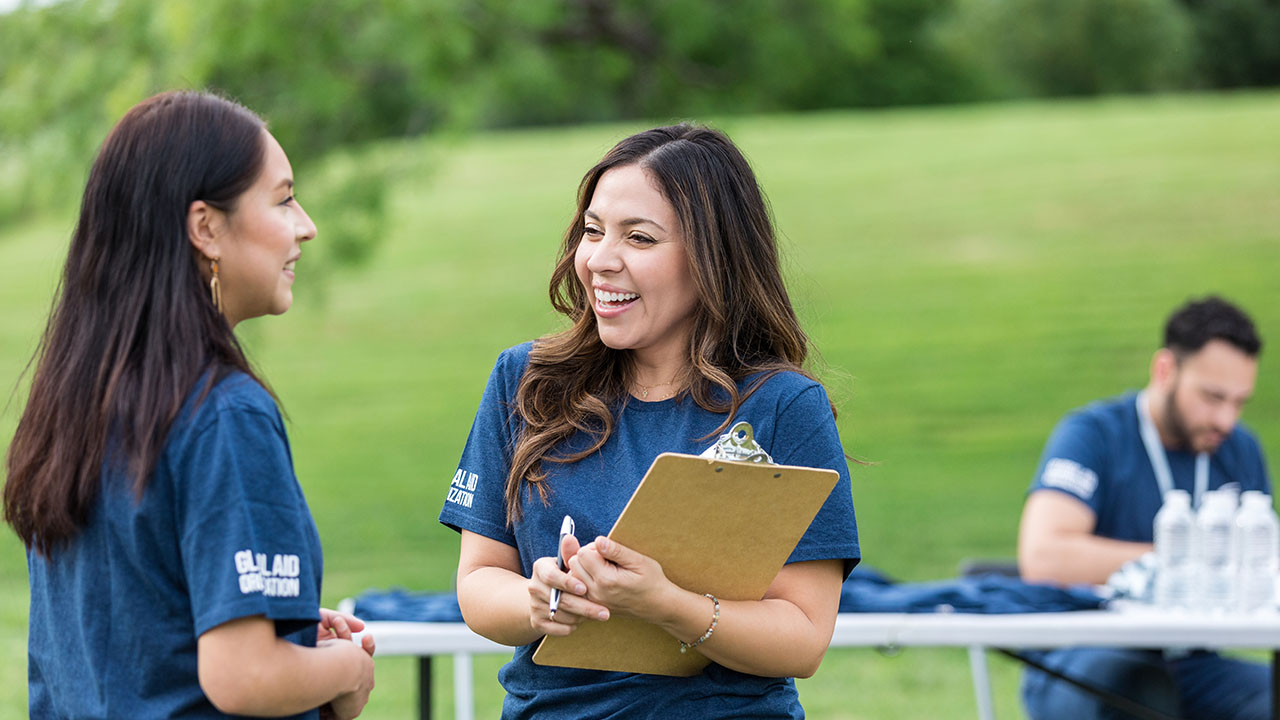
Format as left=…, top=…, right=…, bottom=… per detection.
left=1164, top=296, right=1262, bottom=357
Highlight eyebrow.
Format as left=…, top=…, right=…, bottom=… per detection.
left=275, top=178, right=295, bottom=191
left=584, top=209, right=666, bottom=233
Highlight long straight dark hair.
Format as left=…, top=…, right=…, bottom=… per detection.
left=4, top=91, right=269, bottom=556
left=505, top=124, right=827, bottom=522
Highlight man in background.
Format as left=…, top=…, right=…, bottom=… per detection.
left=1017, top=296, right=1270, bottom=720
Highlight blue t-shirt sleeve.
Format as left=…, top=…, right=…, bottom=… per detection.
left=1029, top=411, right=1108, bottom=515
left=438, top=345, right=529, bottom=546
left=771, top=383, right=861, bottom=575
left=174, top=395, right=321, bottom=638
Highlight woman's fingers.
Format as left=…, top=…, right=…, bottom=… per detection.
left=317, top=608, right=365, bottom=642
left=528, top=555, right=611, bottom=635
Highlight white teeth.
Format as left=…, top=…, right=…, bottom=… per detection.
left=594, top=289, right=638, bottom=304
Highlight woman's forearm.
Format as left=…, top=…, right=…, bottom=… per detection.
left=649, top=585, right=833, bottom=678
left=198, top=619, right=373, bottom=716
left=458, top=564, right=543, bottom=647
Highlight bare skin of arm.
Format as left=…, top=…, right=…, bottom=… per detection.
left=1017, top=490, right=1152, bottom=585
left=569, top=537, right=841, bottom=678
left=456, top=530, right=611, bottom=648
left=198, top=615, right=375, bottom=719
left=457, top=530, right=841, bottom=678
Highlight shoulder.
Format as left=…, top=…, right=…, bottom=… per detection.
left=172, top=371, right=283, bottom=447
left=1052, top=393, right=1134, bottom=445
left=495, top=341, right=534, bottom=373
left=741, top=370, right=835, bottom=440
left=158, top=371, right=295, bottom=497
left=484, top=341, right=534, bottom=386
left=746, top=369, right=827, bottom=408
left=199, top=372, right=282, bottom=430
left=1034, top=394, right=1134, bottom=498
left=478, top=342, right=535, bottom=404
left=207, top=371, right=278, bottom=414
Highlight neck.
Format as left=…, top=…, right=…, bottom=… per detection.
left=629, top=347, right=689, bottom=398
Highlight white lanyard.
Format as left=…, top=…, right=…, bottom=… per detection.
left=1136, top=391, right=1209, bottom=506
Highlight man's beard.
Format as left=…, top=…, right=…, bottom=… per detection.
left=1163, top=383, right=1226, bottom=453
left=1162, top=387, right=1194, bottom=450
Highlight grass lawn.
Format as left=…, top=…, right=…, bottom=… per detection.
left=1, top=91, right=1278, bottom=719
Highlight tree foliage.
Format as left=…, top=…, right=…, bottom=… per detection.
left=1, top=0, right=1275, bottom=253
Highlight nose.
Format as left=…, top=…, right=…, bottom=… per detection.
left=585, top=234, right=622, bottom=273
left=295, top=200, right=318, bottom=243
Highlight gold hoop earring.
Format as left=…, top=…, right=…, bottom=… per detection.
left=209, top=258, right=223, bottom=314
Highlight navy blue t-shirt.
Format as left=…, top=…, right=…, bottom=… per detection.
left=439, top=342, right=860, bottom=719
left=27, top=372, right=324, bottom=719
left=1028, top=392, right=1271, bottom=542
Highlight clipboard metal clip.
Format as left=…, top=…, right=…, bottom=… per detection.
left=707, top=421, right=775, bottom=464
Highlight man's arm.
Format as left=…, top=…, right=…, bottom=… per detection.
left=1017, top=490, right=1152, bottom=585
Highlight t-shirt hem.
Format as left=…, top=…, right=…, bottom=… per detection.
left=1026, top=483, right=1095, bottom=509
left=194, top=598, right=321, bottom=638
left=788, top=544, right=862, bottom=577
left=439, top=510, right=516, bottom=547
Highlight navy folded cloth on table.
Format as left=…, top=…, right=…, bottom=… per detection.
left=838, top=566, right=1105, bottom=614
left=350, top=568, right=1104, bottom=623
left=352, top=588, right=464, bottom=623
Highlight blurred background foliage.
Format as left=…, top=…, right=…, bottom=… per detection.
left=2, top=0, right=1278, bottom=270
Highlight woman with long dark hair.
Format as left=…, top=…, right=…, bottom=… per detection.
left=439, top=125, right=859, bottom=718
left=4, top=91, right=374, bottom=718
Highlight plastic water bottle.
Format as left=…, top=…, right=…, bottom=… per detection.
left=1154, top=489, right=1195, bottom=609
left=1195, top=490, right=1239, bottom=612
left=1235, top=491, right=1279, bottom=613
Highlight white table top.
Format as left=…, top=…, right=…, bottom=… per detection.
left=361, top=607, right=1280, bottom=657
left=830, top=607, right=1280, bottom=650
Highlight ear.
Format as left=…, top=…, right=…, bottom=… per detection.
left=1150, top=348, right=1178, bottom=390
left=187, top=200, right=226, bottom=261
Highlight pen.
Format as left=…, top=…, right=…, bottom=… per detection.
left=548, top=514, right=575, bottom=620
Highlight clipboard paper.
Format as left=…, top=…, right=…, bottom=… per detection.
left=532, top=452, right=838, bottom=676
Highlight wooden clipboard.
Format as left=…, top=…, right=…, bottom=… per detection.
left=531, top=451, right=838, bottom=676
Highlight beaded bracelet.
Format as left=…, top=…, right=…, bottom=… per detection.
left=679, top=593, right=720, bottom=654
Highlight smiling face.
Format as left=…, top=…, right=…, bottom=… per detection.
left=215, top=130, right=316, bottom=325
left=574, top=164, right=700, bottom=369
left=1158, top=339, right=1258, bottom=453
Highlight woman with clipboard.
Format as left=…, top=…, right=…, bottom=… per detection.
left=439, top=125, right=860, bottom=718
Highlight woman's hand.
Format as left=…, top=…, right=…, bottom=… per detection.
left=317, top=638, right=375, bottom=719
left=569, top=536, right=673, bottom=621
left=318, top=608, right=367, bottom=645
left=528, top=532, right=611, bottom=637
left=317, top=608, right=375, bottom=719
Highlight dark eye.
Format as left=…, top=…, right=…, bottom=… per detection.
left=630, top=233, right=656, bottom=245
left=280, top=195, right=296, bottom=206
left=583, top=224, right=603, bottom=239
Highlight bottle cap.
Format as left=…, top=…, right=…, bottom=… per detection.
left=1241, top=491, right=1273, bottom=511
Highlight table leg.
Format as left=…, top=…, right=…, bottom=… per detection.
left=454, top=652, right=475, bottom=720
left=419, top=656, right=433, bottom=720
left=968, top=645, right=997, bottom=720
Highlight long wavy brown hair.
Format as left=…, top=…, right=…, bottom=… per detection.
left=4, top=91, right=269, bottom=556
left=505, top=124, right=828, bottom=523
